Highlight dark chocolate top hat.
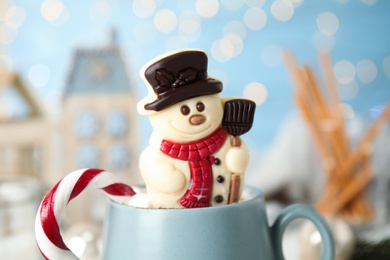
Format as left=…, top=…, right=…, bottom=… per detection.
left=142, top=50, right=223, bottom=111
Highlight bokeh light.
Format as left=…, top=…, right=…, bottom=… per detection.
left=178, top=11, right=200, bottom=34
left=51, top=5, right=69, bottom=26
left=334, top=60, right=356, bottom=84
left=339, top=103, right=355, bottom=120
left=356, top=59, right=377, bottom=84
left=243, top=7, right=267, bottom=31
left=224, top=34, right=244, bottom=57
left=41, top=0, right=65, bottom=22
left=211, top=38, right=234, bottom=62
left=291, top=0, right=304, bottom=7
left=244, top=0, right=266, bottom=8
left=89, top=0, right=112, bottom=24
left=0, top=24, right=17, bottom=45
left=271, top=0, right=295, bottom=22
left=224, top=20, right=247, bottom=39
left=0, top=0, right=13, bottom=18
left=317, top=12, right=339, bottom=36
left=196, top=0, right=219, bottom=18
left=132, top=0, right=156, bottom=18
left=211, top=33, right=244, bottom=62
left=243, top=82, right=268, bottom=105
left=261, top=44, right=282, bottom=68
left=338, top=80, right=359, bottom=101
left=154, top=9, right=177, bottom=33
left=4, top=5, right=26, bottom=29
left=312, top=32, right=335, bottom=51
left=28, top=64, right=51, bottom=88
left=221, top=0, right=244, bottom=11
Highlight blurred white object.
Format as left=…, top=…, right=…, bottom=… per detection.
left=247, top=114, right=390, bottom=223
left=0, top=231, right=41, bottom=260
left=63, top=222, right=102, bottom=260
left=0, top=176, right=41, bottom=236
left=0, top=176, right=42, bottom=259
left=246, top=113, right=325, bottom=204
left=300, top=217, right=355, bottom=260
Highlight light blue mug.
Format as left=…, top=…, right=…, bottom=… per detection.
left=101, top=186, right=334, bottom=260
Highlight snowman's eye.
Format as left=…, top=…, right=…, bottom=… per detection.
left=196, top=102, right=205, bottom=112
left=181, top=105, right=190, bottom=115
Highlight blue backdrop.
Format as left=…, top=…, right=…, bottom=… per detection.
left=4, top=0, right=390, bottom=150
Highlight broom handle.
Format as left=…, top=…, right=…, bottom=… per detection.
left=228, top=136, right=241, bottom=204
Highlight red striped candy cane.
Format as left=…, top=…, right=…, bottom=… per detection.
left=35, top=168, right=136, bottom=259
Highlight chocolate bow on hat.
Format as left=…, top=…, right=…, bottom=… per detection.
left=138, top=50, right=223, bottom=113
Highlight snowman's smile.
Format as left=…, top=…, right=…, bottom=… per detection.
left=169, top=120, right=212, bottom=136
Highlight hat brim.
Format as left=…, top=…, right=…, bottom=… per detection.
left=144, top=79, right=223, bottom=112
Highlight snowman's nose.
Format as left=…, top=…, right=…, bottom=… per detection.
left=189, top=115, right=206, bottom=125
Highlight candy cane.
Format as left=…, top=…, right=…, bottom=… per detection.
left=35, top=168, right=136, bottom=260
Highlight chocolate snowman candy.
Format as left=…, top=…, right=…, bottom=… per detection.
left=137, top=49, right=255, bottom=209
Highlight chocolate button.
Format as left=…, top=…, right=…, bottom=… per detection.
left=214, top=195, right=224, bottom=203
left=216, top=175, right=225, bottom=183
left=213, top=158, right=221, bottom=165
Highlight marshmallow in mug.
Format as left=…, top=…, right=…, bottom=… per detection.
left=137, top=49, right=256, bottom=209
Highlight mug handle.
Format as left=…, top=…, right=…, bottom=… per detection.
left=270, top=204, right=334, bottom=260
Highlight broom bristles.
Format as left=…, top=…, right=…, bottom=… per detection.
left=222, top=99, right=256, bottom=136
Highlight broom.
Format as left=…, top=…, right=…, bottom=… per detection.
left=222, top=99, right=256, bottom=204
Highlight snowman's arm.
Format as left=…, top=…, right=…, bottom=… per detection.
left=139, top=146, right=187, bottom=194
left=225, top=140, right=250, bottom=175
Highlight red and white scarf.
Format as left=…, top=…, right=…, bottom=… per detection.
left=160, top=128, right=227, bottom=208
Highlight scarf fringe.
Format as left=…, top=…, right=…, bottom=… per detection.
left=179, top=198, right=209, bottom=208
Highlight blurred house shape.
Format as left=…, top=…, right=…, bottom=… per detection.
left=62, top=37, right=139, bottom=185
left=0, top=71, right=55, bottom=183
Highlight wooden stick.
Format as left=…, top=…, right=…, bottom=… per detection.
left=295, top=93, right=334, bottom=173
left=307, top=58, right=350, bottom=196
left=300, top=67, right=347, bottom=199
left=326, top=101, right=390, bottom=197
left=289, top=56, right=346, bottom=174
left=302, top=66, right=329, bottom=119
left=350, top=155, right=374, bottom=220
left=359, top=102, right=390, bottom=148
left=337, top=160, right=374, bottom=221
left=318, top=52, right=350, bottom=157
left=285, top=51, right=388, bottom=220
left=317, top=160, right=374, bottom=215
left=286, top=54, right=340, bottom=201
left=284, top=52, right=309, bottom=95
left=285, top=53, right=334, bottom=172
left=228, top=174, right=241, bottom=204
left=316, top=103, right=390, bottom=206
left=228, top=137, right=243, bottom=204
left=315, top=142, right=370, bottom=211
left=304, top=67, right=345, bottom=166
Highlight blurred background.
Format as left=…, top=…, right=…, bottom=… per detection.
left=0, top=0, right=389, bottom=259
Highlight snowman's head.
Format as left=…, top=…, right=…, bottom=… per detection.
left=147, top=94, right=224, bottom=142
